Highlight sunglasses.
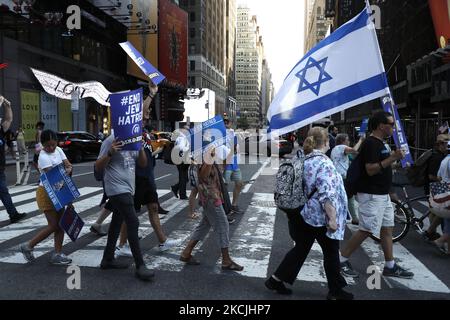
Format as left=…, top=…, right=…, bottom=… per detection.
left=384, top=122, right=395, bottom=127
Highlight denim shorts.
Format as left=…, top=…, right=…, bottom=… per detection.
left=223, top=169, right=242, bottom=183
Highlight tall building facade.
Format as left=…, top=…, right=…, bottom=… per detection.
left=304, top=0, right=316, bottom=54
left=304, top=0, right=332, bottom=53
left=261, top=59, right=273, bottom=127
left=236, top=6, right=264, bottom=128
left=225, top=0, right=237, bottom=123
left=180, top=0, right=227, bottom=116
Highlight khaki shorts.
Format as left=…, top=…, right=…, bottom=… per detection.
left=36, top=186, right=57, bottom=213
left=356, top=193, right=394, bottom=235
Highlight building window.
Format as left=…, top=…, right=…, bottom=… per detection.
left=190, top=28, right=196, bottom=38
left=190, top=12, right=196, bottom=22
left=190, top=61, right=196, bottom=71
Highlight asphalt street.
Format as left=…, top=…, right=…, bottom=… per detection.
left=0, top=151, right=448, bottom=301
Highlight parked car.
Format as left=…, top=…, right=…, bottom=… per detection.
left=57, top=131, right=102, bottom=163
left=244, top=136, right=293, bottom=157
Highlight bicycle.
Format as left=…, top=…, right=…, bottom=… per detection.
left=369, top=182, right=431, bottom=243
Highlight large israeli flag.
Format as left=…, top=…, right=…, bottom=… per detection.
left=267, top=5, right=389, bottom=136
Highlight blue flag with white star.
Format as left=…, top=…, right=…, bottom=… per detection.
left=267, top=5, right=389, bottom=137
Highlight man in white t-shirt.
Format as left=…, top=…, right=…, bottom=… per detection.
left=171, top=126, right=191, bottom=200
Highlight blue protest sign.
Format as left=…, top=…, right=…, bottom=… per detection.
left=40, top=164, right=81, bottom=211
left=59, top=206, right=84, bottom=242
left=381, top=95, right=414, bottom=167
left=359, top=118, right=369, bottom=136
left=110, top=88, right=143, bottom=151
left=190, top=115, right=227, bottom=159
left=119, top=42, right=166, bottom=85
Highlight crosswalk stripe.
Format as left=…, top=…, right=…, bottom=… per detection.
left=2, top=190, right=171, bottom=265
left=347, top=224, right=450, bottom=294
left=0, top=192, right=105, bottom=263
left=0, top=190, right=173, bottom=264
left=7, top=185, right=38, bottom=194
left=217, top=193, right=355, bottom=284
left=142, top=202, right=203, bottom=272
left=0, top=187, right=102, bottom=245
left=0, top=187, right=102, bottom=220
left=70, top=191, right=187, bottom=268
left=215, top=193, right=277, bottom=278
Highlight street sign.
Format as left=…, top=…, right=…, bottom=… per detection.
left=71, top=89, right=79, bottom=112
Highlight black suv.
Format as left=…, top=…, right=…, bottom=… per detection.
left=57, top=131, right=102, bottom=163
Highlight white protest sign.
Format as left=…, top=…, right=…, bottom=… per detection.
left=31, top=68, right=112, bottom=106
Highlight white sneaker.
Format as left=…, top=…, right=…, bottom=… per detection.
left=158, top=239, right=182, bottom=252
left=50, top=253, right=72, bottom=265
left=115, top=245, right=133, bottom=257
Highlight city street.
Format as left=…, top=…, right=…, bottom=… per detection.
left=0, top=153, right=448, bottom=300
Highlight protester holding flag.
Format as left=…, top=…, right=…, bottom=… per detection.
left=180, top=145, right=243, bottom=271
left=20, top=130, right=73, bottom=265
left=340, top=112, right=414, bottom=279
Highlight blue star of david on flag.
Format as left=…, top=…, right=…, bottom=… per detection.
left=296, top=56, right=333, bottom=96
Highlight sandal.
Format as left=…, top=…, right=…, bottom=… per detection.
left=222, top=261, right=244, bottom=271
left=179, top=255, right=200, bottom=265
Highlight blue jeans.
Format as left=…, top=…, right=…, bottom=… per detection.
left=0, top=170, right=18, bottom=218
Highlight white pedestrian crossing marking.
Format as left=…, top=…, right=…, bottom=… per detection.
left=0, top=183, right=448, bottom=295
left=347, top=224, right=450, bottom=294
left=0, top=192, right=105, bottom=263
left=70, top=191, right=185, bottom=268
left=0, top=187, right=102, bottom=244
left=217, top=193, right=276, bottom=278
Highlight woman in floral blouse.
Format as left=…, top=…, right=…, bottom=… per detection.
left=179, top=146, right=244, bottom=271
left=265, top=127, right=353, bottom=300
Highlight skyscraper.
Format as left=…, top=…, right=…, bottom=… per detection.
left=236, top=6, right=264, bottom=128
left=180, top=0, right=228, bottom=116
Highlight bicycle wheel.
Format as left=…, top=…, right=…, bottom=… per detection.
left=369, top=199, right=411, bottom=243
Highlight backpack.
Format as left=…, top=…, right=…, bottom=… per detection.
left=94, top=164, right=104, bottom=182
left=406, top=149, right=433, bottom=187
left=274, top=153, right=322, bottom=215
left=344, top=152, right=363, bottom=198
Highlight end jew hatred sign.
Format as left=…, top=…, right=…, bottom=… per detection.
left=381, top=95, right=414, bottom=167
left=189, top=115, right=227, bottom=161
left=119, top=41, right=166, bottom=85
left=59, top=206, right=84, bottom=242
left=40, top=164, right=81, bottom=212
left=31, top=68, right=112, bottom=106
left=110, top=88, right=143, bottom=151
